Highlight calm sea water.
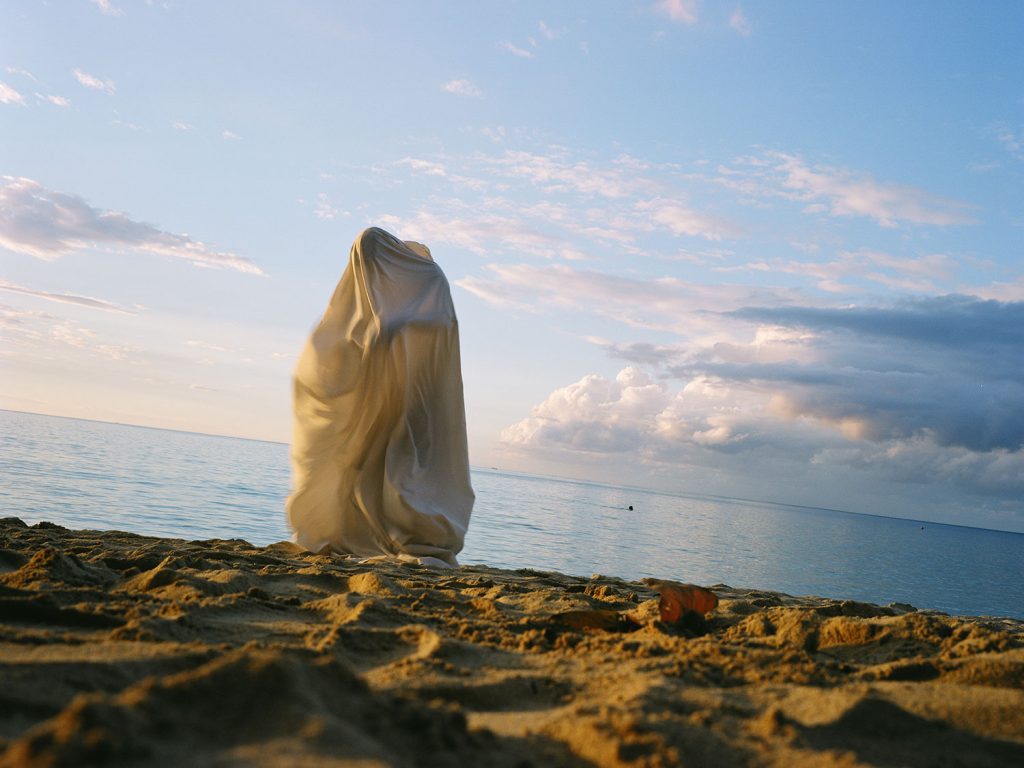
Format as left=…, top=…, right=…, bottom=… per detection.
left=1, top=410, right=1021, bottom=619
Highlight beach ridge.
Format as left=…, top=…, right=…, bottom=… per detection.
left=1, top=517, right=1021, bottom=766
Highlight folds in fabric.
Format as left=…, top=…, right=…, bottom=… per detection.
left=287, top=227, right=474, bottom=566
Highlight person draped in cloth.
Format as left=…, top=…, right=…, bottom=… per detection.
left=287, top=227, right=474, bottom=567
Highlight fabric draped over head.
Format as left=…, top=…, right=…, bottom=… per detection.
left=287, top=227, right=474, bottom=567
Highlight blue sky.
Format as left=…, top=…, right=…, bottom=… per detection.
left=2, top=1, right=1023, bottom=532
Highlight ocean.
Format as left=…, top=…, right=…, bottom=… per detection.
left=1, top=409, right=1021, bottom=619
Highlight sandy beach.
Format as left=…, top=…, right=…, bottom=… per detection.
left=1, top=516, right=1022, bottom=767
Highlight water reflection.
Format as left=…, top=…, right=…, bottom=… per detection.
left=3, top=412, right=1022, bottom=619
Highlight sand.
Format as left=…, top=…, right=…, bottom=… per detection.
left=1, top=517, right=1022, bottom=767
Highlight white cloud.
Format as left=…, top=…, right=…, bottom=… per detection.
left=723, top=250, right=957, bottom=294
left=503, top=295, right=1024, bottom=516
left=49, top=321, right=133, bottom=360
left=39, top=94, right=71, bottom=107
left=313, top=193, right=346, bottom=220
left=638, top=198, right=740, bottom=240
left=441, top=79, right=482, bottom=97
left=380, top=211, right=587, bottom=261
left=90, top=0, right=124, bottom=16
left=486, top=149, right=658, bottom=198
left=457, top=262, right=771, bottom=332
left=0, top=279, right=135, bottom=313
left=5, top=67, right=37, bottom=82
left=222, top=130, right=240, bottom=140
left=504, top=366, right=761, bottom=456
left=398, top=158, right=449, bottom=177
left=0, top=81, right=25, bottom=105
left=994, top=123, right=1023, bottom=161
left=538, top=21, right=558, bottom=40
left=500, top=41, right=535, bottom=59
left=0, top=176, right=263, bottom=275
left=655, top=0, right=699, bottom=24
left=775, top=152, right=976, bottom=226
left=73, top=69, right=116, bottom=94
left=729, top=7, right=751, bottom=36
left=723, top=152, right=976, bottom=227
left=173, top=121, right=194, bottom=131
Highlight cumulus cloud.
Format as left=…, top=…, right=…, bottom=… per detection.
left=0, top=81, right=25, bottom=105
left=72, top=69, right=115, bottom=94
left=706, top=296, right=1024, bottom=453
left=504, top=293, right=1024, bottom=511
left=655, top=0, right=699, bottom=24
left=441, top=79, right=482, bottom=97
left=504, top=366, right=770, bottom=458
left=0, top=279, right=136, bottom=313
left=0, top=177, right=263, bottom=275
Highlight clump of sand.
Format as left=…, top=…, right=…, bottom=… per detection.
left=1, top=517, right=1022, bottom=767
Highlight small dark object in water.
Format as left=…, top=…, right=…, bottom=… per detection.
left=628, top=505, right=634, bottom=511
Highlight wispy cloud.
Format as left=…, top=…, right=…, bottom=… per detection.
left=723, top=250, right=957, bottom=294
left=313, top=192, right=346, bottom=220
left=90, top=0, right=123, bottom=17
left=49, top=322, right=134, bottom=360
left=221, top=130, right=240, bottom=140
left=729, top=7, right=751, bottom=36
left=380, top=211, right=587, bottom=261
left=485, top=149, right=658, bottom=198
left=724, top=152, right=977, bottom=227
left=38, top=93, right=71, bottom=107
left=0, top=81, right=25, bottom=105
left=172, top=121, right=194, bottom=131
left=500, top=41, right=535, bottom=59
left=5, top=67, right=37, bottom=82
left=638, top=198, right=740, bottom=240
left=398, top=158, right=449, bottom=177
left=457, top=262, right=770, bottom=331
left=0, top=176, right=263, bottom=275
left=441, top=79, right=482, bottom=97
left=993, top=123, right=1023, bottom=161
left=0, top=279, right=136, bottom=313
left=538, top=20, right=559, bottom=40
left=72, top=69, right=116, bottom=94
left=655, top=0, right=699, bottom=24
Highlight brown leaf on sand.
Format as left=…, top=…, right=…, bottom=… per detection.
left=548, top=609, right=641, bottom=633
left=643, top=579, right=719, bottom=622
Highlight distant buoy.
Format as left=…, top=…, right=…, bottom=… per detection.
left=628, top=505, right=634, bottom=511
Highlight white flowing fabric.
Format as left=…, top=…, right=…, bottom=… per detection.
left=287, top=227, right=474, bottom=567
